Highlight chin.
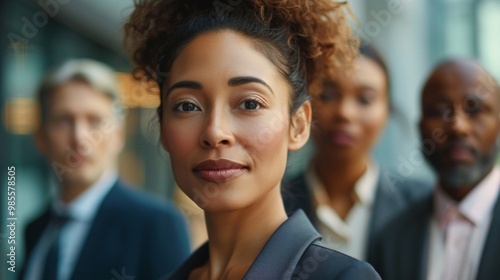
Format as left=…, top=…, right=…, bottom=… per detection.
left=201, top=201, right=248, bottom=213
left=439, top=165, right=487, bottom=189
left=194, top=192, right=251, bottom=212
left=62, top=168, right=102, bottom=188
left=182, top=184, right=254, bottom=212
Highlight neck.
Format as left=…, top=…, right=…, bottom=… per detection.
left=313, top=154, right=368, bottom=197
left=58, top=183, right=91, bottom=204
left=440, top=184, right=473, bottom=201
left=203, top=185, right=287, bottom=279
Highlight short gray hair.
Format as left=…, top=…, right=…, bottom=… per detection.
left=38, top=59, right=124, bottom=124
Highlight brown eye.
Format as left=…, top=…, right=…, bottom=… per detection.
left=174, top=102, right=201, bottom=112
left=357, top=95, right=373, bottom=105
left=53, top=115, right=72, bottom=127
left=318, top=90, right=339, bottom=102
left=238, top=99, right=261, bottom=110
left=464, top=99, right=481, bottom=116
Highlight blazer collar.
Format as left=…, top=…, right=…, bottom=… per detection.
left=169, top=210, right=321, bottom=280
left=476, top=192, right=500, bottom=278
left=244, top=209, right=321, bottom=279
left=69, top=180, right=122, bottom=280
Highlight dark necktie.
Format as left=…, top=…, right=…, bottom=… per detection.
left=42, top=212, right=70, bottom=280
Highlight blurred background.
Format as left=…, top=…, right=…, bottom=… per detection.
left=1, top=0, right=499, bottom=279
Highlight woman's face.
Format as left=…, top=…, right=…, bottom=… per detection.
left=312, top=55, right=389, bottom=161
left=161, top=31, right=310, bottom=211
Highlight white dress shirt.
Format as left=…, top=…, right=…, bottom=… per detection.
left=306, top=162, right=379, bottom=260
left=24, top=170, right=118, bottom=280
left=426, top=166, right=500, bottom=280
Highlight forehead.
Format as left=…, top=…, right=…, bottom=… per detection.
left=167, top=30, right=285, bottom=89
left=422, top=63, right=499, bottom=104
left=48, top=81, right=114, bottom=114
left=328, top=55, right=386, bottom=87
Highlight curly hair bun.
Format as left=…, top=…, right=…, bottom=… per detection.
left=124, top=0, right=358, bottom=98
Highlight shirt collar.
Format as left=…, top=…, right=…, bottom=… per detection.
left=53, top=170, right=118, bottom=222
left=435, top=166, right=500, bottom=227
left=306, top=161, right=380, bottom=207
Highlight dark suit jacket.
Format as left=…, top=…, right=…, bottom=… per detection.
left=19, top=180, right=191, bottom=280
left=282, top=169, right=432, bottom=261
left=166, top=210, right=381, bottom=280
left=371, top=192, right=500, bottom=280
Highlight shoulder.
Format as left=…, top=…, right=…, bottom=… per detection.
left=381, top=193, right=432, bottom=237
left=293, top=242, right=381, bottom=279
left=105, top=181, right=186, bottom=223
left=26, top=209, right=48, bottom=228
left=24, top=207, right=51, bottom=237
left=377, top=169, right=433, bottom=203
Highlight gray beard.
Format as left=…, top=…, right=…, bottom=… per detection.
left=437, top=161, right=494, bottom=189
left=423, top=138, right=500, bottom=189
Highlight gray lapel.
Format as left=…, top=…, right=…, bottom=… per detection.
left=243, top=210, right=321, bottom=280
left=397, top=196, right=432, bottom=280
left=367, top=175, right=407, bottom=259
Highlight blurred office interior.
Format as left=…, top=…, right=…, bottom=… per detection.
left=1, top=0, right=499, bottom=278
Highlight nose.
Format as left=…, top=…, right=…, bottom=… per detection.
left=71, top=120, right=88, bottom=148
left=333, top=98, right=356, bottom=123
left=449, top=106, right=472, bottom=137
left=200, top=109, right=234, bottom=148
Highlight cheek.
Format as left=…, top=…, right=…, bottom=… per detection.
left=476, top=118, right=500, bottom=150
left=359, top=105, right=388, bottom=143
left=312, top=104, right=333, bottom=125
left=45, top=130, right=69, bottom=154
left=310, top=106, right=334, bottom=138
left=161, top=122, right=198, bottom=156
left=238, top=115, right=289, bottom=162
left=104, top=133, right=122, bottom=154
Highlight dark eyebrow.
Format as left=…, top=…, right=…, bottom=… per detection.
left=358, top=85, right=378, bottom=92
left=165, top=81, right=202, bottom=96
left=228, top=76, right=274, bottom=95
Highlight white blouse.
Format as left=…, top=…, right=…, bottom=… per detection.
left=306, top=162, right=379, bottom=260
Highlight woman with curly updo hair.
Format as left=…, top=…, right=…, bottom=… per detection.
left=124, top=0, right=381, bottom=279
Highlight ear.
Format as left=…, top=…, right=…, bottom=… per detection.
left=288, top=101, right=312, bottom=151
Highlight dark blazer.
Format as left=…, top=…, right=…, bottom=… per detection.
left=19, top=180, right=191, bottom=280
left=371, top=192, right=500, bottom=280
left=282, top=169, right=432, bottom=261
left=167, top=210, right=381, bottom=280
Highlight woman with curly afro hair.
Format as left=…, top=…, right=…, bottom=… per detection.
left=124, top=0, right=381, bottom=279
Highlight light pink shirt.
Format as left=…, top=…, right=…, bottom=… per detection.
left=426, top=167, right=500, bottom=280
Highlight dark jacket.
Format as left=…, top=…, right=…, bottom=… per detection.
left=371, top=192, right=500, bottom=280
left=167, top=210, right=381, bottom=280
left=19, top=180, right=191, bottom=280
left=282, top=169, right=432, bottom=261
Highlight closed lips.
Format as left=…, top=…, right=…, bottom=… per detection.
left=193, top=159, right=247, bottom=183
left=328, top=130, right=355, bottom=145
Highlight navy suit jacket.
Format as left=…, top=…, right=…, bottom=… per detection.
left=371, top=192, right=500, bottom=280
left=19, top=180, right=191, bottom=280
left=282, top=170, right=432, bottom=261
left=167, top=210, right=381, bottom=280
